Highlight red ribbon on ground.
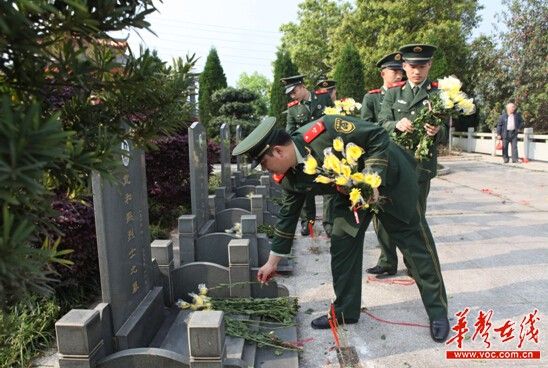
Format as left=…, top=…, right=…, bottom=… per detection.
left=367, top=275, right=415, bottom=286
left=361, top=308, right=429, bottom=328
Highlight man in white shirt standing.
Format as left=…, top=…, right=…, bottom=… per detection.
left=497, top=102, right=524, bottom=163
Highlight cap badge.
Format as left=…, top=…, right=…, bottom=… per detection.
left=413, top=46, right=422, bottom=53
left=322, top=81, right=328, bottom=87
left=394, top=53, right=401, bottom=61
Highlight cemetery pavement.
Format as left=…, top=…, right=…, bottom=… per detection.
left=31, top=154, right=547, bottom=367
left=275, top=153, right=547, bottom=368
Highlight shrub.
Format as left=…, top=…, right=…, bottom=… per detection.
left=146, top=131, right=218, bottom=231
left=0, top=296, right=61, bottom=368
left=50, top=196, right=99, bottom=294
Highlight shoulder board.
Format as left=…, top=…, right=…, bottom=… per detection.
left=368, top=88, right=381, bottom=94
left=272, top=173, right=285, bottom=184
left=430, top=81, right=438, bottom=88
left=303, top=120, right=326, bottom=143
left=387, top=81, right=406, bottom=88
left=287, top=100, right=299, bottom=108
left=314, top=89, right=329, bottom=95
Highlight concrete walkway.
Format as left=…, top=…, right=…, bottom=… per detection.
left=33, top=153, right=547, bottom=367
left=275, top=152, right=547, bottom=367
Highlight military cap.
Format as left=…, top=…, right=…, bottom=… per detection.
left=232, top=116, right=282, bottom=168
left=399, top=44, right=437, bottom=65
left=315, top=78, right=337, bottom=90
left=376, top=52, right=403, bottom=70
left=280, top=74, right=305, bottom=94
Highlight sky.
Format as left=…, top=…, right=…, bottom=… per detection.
left=117, top=0, right=505, bottom=86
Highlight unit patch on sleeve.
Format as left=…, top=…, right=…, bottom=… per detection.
left=334, top=118, right=355, bottom=134
left=304, top=120, right=326, bottom=143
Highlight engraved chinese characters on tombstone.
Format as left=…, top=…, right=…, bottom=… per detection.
left=220, top=123, right=232, bottom=193
left=92, top=139, right=152, bottom=333
left=188, top=122, right=209, bottom=229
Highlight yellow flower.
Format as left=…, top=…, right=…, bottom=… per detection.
left=333, top=137, right=344, bottom=152
left=451, top=91, right=467, bottom=104
left=364, top=173, right=382, bottom=188
left=349, top=188, right=363, bottom=207
left=335, top=175, right=350, bottom=186
left=323, top=106, right=339, bottom=115
left=457, top=98, right=475, bottom=115
left=351, top=172, right=366, bottom=183
left=440, top=92, right=454, bottom=109
left=341, top=164, right=351, bottom=178
left=189, top=292, right=204, bottom=306
left=176, top=300, right=191, bottom=309
left=323, top=153, right=342, bottom=174
left=438, top=76, right=462, bottom=95
left=303, top=154, right=318, bottom=175
left=314, top=175, right=333, bottom=184
left=345, top=143, right=364, bottom=165
left=198, top=283, right=208, bottom=296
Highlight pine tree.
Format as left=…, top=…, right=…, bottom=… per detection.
left=199, top=48, right=228, bottom=126
left=270, top=49, right=299, bottom=128
left=333, top=43, right=365, bottom=101
left=209, top=87, right=259, bottom=138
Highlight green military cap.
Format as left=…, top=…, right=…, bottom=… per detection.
left=232, top=116, right=281, bottom=168
left=376, top=52, right=403, bottom=70
left=399, top=44, right=437, bottom=65
left=315, top=78, right=336, bottom=90
left=280, top=74, right=305, bottom=94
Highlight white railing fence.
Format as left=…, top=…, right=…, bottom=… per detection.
left=449, top=127, right=548, bottom=162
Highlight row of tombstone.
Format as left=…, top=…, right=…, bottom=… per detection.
left=55, top=122, right=297, bottom=368
left=177, top=122, right=291, bottom=272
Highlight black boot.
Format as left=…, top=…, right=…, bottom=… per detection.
left=430, top=317, right=450, bottom=342
left=365, top=265, right=397, bottom=275
left=310, top=315, right=358, bottom=329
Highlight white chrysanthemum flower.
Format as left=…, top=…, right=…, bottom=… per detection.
left=438, top=75, right=462, bottom=95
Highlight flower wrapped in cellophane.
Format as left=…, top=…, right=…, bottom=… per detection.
left=392, top=75, right=476, bottom=160
left=323, top=98, right=362, bottom=116
left=303, top=137, right=381, bottom=223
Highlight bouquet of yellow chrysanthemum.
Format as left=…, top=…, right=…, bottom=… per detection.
left=323, top=98, right=362, bottom=116
left=303, top=137, right=381, bottom=223
left=392, top=75, right=475, bottom=160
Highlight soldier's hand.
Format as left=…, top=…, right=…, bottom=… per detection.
left=396, top=118, right=414, bottom=133
left=424, top=123, right=440, bottom=136
left=257, top=255, right=281, bottom=283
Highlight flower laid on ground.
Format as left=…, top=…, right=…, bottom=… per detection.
left=392, top=75, right=476, bottom=160
left=302, top=139, right=381, bottom=222
left=176, top=284, right=302, bottom=352
left=224, top=222, right=241, bottom=237
left=323, top=98, right=362, bottom=116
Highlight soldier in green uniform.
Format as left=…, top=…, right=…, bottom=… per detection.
left=282, top=75, right=334, bottom=236
left=360, top=52, right=404, bottom=122
left=232, top=115, right=450, bottom=342
left=361, top=52, right=409, bottom=276
left=315, top=78, right=337, bottom=236
left=368, top=44, right=448, bottom=276
left=315, top=78, right=337, bottom=102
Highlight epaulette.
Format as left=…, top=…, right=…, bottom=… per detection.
left=368, top=88, right=381, bottom=94
left=387, top=81, right=406, bottom=88
left=272, top=173, right=285, bottom=184
left=314, top=89, right=329, bottom=95
left=287, top=100, right=299, bottom=108
left=303, top=120, right=326, bottom=143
